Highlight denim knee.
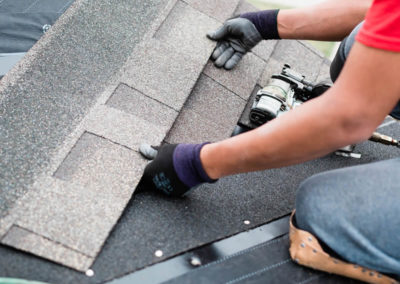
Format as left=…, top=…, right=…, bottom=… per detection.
left=295, top=172, right=339, bottom=235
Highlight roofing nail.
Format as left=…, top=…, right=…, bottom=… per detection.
left=85, top=269, right=94, bottom=277
left=189, top=256, right=202, bottom=267
left=155, top=250, right=163, bottom=257
left=243, top=220, right=251, bottom=225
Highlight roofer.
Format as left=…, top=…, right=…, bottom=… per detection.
left=142, top=0, right=400, bottom=281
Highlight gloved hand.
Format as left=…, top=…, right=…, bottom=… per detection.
left=207, top=10, right=280, bottom=70
left=207, top=17, right=262, bottom=70
left=141, top=143, right=216, bottom=197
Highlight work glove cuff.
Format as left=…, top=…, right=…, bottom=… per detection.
left=240, top=9, right=280, bottom=40
left=173, top=143, right=217, bottom=188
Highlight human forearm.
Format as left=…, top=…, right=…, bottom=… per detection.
left=277, top=0, right=372, bottom=41
left=200, top=93, right=368, bottom=179
left=201, top=42, right=400, bottom=180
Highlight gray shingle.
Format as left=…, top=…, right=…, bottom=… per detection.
left=15, top=132, right=147, bottom=258
left=2, top=225, right=93, bottom=272
left=121, top=38, right=203, bottom=110
left=234, top=0, right=258, bottom=14
left=316, top=58, right=332, bottom=83
left=203, top=52, right=266, bottom=100
left=0, top=0, right=167, bottom=220
left=106, top=83, right=178, bottom=128
left=154, top=1, right=220, bottom=63
left=258, top=57, right=286, bottom=87
left=270, top=40, right=324, bottom=82
left=54, top=131, right=106, bottom=181
left=252, top=40, right=278, bottom=62
left=166, top=109, right=234, bottom=144
left=204, top=53, right=266, bottom=100
left=185, top=74, right=246, bottom=125
left=182, top=0, right=240, bottom=22
left=84, top=105, right=170, bottom=150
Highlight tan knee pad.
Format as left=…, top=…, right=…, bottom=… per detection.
left=289, top=211, right=398, bottom=284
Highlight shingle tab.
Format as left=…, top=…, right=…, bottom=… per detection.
left=106, top=84, right=178, bottom=128
left=15, top=132, right=147, bottom=260
left=121, top=38, right=203, bottom=110
left=185, top=74, right=246, bottom=124
left=2, top=225, right=93, bottom=272
left=252, top=40, right=278, bottom=62
left=234, top=0, right=258, bottom=14
left=84, top=105, right=170, bottom=150
left=0, top=0, right=167, bottom=221
left=203, top=52, right=266, bottom=100
left=167, top=74, right=246, bottom=144
left=166, top=109, right=233, bottom=144
left=270, top=40, right=324, bottom=82
left=258, top=57, right=286, bottom=87
left=182, top=0, right=240, bottom=22
left=154, top=1, right=220, bottom=63
left=316, top=58, right=332, bottom=83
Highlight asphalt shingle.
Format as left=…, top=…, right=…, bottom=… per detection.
left=203, top=52, right=266, bottom=100
left=84, top=105, right=171, bottom=150
left=9, top=132, right=146, bottom=270
left=316, top=58, right=332, bottom=83
left=154, top=0, right=220, bottom=63
left=166, top=109, right=233, bottom=144
left=106, top=84, right=178, bottom=128
left=166, top=74, right=246, bottom=143
left=270, top=40, right=325, bottom=82
left=0, top=0, right=167, bottom=220
left=2, top=225, right=93, bottom=271
left=185, top=74, right=246, bottom=125
left=258, top=56, right=287, bottom=86
left=121, top=38, right=203, bottom=111
left=233, top=0, right=257, bottom=14
left=182, top=0, right=240, bottom=22
left=252, top=40, right=278, bottom=63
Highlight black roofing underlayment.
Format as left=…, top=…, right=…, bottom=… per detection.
left=2, top=122, right=399, bottom=283
left=0, top=0, right=73, bottom=53
left=1, top=0, right=400, bottom=282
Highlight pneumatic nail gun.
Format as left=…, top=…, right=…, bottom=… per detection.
left=232, top=64, right=400, bottom=158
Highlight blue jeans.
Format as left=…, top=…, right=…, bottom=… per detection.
left=296, top=159, right=400, bottom=275
left=295, top=23, right=400, bottom=276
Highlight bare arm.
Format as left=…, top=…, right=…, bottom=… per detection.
left=277, top=0, right=372, bottom=41
left=201, top=42, right=400, bottom=179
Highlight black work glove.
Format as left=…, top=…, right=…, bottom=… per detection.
left=207, top=10, right=280, bottom=70
left=207, top=17, right=262, bottom=70
left=141, top=143, right=217, bottom=197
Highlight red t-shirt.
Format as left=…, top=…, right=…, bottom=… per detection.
left=356, top=0, right=400, bottom=52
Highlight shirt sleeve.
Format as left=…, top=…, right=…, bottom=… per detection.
left=356, top=0, right=400, bottom=52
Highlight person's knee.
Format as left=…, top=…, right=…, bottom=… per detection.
left=295, top=172, right=340, bottom=233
